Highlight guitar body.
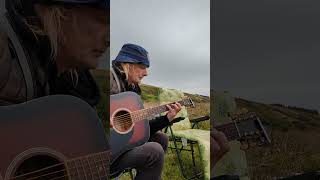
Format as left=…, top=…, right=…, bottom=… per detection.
left=109, top=92, right=150, bottom=165
left=0, top=95, right=109, bottom=180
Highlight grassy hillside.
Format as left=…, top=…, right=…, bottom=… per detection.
left=235, top=98, right=320, bottom=179
left=236, top=98, right=320, bottom=131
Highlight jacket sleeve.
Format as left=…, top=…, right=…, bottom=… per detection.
left=149, top=115, right=170, bottom=135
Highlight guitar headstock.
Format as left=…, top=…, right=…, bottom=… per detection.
left=230, top=112, right=271, bottom=149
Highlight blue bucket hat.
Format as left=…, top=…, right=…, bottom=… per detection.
left=113, top=43, right=150, bottom=68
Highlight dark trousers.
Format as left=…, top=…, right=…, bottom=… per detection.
left=111, top=132, right=169, bottom=180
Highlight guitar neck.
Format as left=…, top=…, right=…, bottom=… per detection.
left=214, top=122, right=240, bottom=141
left=212, top=113, right=271, bottom=145
left=66, top=151, right=110, bottom=179
left=132, top=99, right=192, bottom=123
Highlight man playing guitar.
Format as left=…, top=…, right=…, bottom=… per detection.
left=110, top=43, right=182, bottom=180
left=0, top=0, right=109, bottom=107
left=0, top=1, right=110, bottom=179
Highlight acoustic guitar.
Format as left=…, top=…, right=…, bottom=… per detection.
left=109, top=91, right=194, bottom=165
left=0, top=95, right=110, bottom=180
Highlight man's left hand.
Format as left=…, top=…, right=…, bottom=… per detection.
left=211, top=129, right=230, bottom=168
left=166, top=102, right=182, bottom=122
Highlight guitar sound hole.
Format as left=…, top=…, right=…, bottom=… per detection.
left=114, top=110, right=133, bottom=133
left=14, top=155, right=67, bottom=180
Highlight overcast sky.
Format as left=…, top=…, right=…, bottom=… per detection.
left=213, top=0, right=320, bottom=111
left=111, top=0, right=210, bottom=96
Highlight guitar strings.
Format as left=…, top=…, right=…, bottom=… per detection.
left=112, top=114, right=133, bottom=126
left=110, top=99, right=191, bottom=129
left=111, top=100, right=187, bottom=121
left=113, top=98, right=191, bottom=122
left=9, top=159, right=110, bottom=180
left=9, top=152, right=110, bottom=180
left=111, top=108, right=154, bottom=121
left=48, top=173, right=110, bottom=180
left=49, top=174, right=110, bottom=180
left=112, top=113, right=149, bottom=130
left=36, top=161, right=110, bottom=180
left=111, top=100, right=193, bottom=130
left=110, top=102, right=179, bottom=129
left=15, top=166, right=110, bottom=180
left=111, top=106, right=174, bottom=130
left=111, top=112, right=148, bottom=129
left=18, top=169, right=67, bottom=180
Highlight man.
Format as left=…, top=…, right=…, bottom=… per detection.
left=0, top=0, right=110, bottom=178
left=0, top=0, right=109, bottom=107
left=110, top=43, right=182, bottom=180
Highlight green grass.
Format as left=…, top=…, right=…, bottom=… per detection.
left=163, top=141, right=204, bottom=179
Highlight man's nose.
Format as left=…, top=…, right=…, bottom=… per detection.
left=143, top=69, right=148, bottom=76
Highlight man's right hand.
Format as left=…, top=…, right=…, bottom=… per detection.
left=211, top=129, right=230, bottom=168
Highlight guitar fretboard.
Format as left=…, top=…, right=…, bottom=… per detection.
left=66, top=151, right=110, bottom=179
left=212, top=113, right=271, bottom=146
left=131, top=99, right=192, bottom=122
left=215, top=122, right=240, bottom=141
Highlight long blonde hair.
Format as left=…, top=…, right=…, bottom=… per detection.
left=25, top=5, right=68, bottom=60
left=24, top=4, right=78, bottom=85
left=119, top=63, right=131, bottom=80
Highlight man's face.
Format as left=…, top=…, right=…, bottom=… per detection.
left=128, top=64, right=148, bottom=84
left=60, top=5, right=110, bottom=69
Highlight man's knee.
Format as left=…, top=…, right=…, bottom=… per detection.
left=152, top=132, right=169, bottom=152
left=160, top=133, right=169, bottom=151
left=143, top=142, right=165, bottom=167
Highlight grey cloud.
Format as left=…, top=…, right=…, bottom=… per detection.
left=213, top=0, right=320, bottom=111
left=111, top=0, right=210, bottom=96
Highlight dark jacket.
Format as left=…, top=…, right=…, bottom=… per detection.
left=110, top=62, right=170, bottom=135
